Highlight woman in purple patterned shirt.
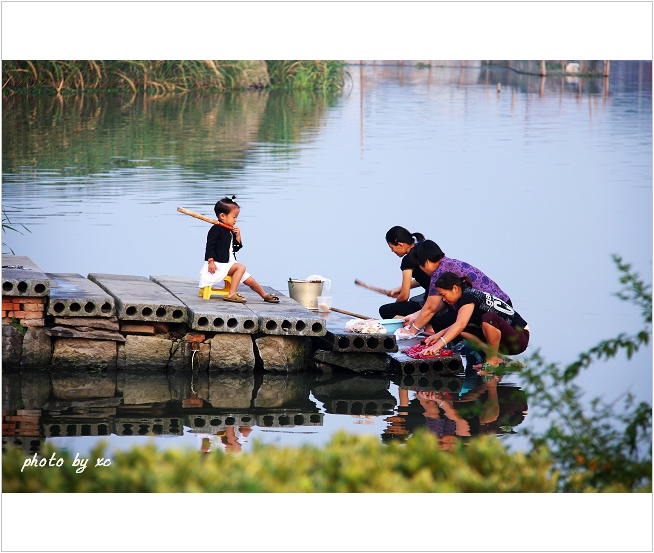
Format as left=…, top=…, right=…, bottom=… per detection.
left=397, top=240, right=512, bottom=337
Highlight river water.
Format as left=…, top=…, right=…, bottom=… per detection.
left=2, top=62, right=652, bottom=459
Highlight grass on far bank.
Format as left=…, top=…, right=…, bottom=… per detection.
left=2, top=60, right=348, bottom=96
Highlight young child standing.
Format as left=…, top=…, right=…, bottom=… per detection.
left=199, top=196, right=279, bottom=304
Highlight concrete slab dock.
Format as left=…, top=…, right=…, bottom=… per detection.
left=149, top=275, right=258, bottom=333
left=311, top=374, right=397, bottom=415
left=394, top=373, right=464, bottom=393
left=150, top=276, right=326, bottom=336
left=184, top=411, right=323, bottom=433
left=316, top=310, right=398, bottom=353
left=244, top=286, right=326, bottom=337
left=88, top=273, right=187, bottom=324
left=2, top=255, right=49, bottom=297
left=388, top=350, right=464, bottom=375
left=46, top=273, right=116, bottom=318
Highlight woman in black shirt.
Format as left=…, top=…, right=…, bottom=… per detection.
left=379, top=226, right=431, bottom=319
left=422, top=272, right=529, bottom=367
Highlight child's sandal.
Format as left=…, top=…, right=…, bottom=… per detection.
left=224, top=293, right=247, bottom=303
left=264, top=293, right=280, bottom=303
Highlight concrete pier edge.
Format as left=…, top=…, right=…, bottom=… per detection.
left=3, top=256, right=463, bottom=375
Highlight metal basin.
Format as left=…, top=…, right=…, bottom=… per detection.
left=288, top=279, right=323, bottom=310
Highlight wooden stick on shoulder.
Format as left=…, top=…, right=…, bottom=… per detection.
left=354, top=279, right=393, bottom=297
left=177, top=207, right=233, bottom=230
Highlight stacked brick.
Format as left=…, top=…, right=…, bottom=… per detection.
left=2, top=297, right=46, bottom=328
left=2, top=409, right=41, bottom=437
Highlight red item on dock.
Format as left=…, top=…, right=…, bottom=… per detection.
left=402, top=343, right=454, bottom=359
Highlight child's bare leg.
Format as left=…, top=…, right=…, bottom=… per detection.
left=227, top=264, right=246, bottom=295
left=242, top=276, right=268, bottom=299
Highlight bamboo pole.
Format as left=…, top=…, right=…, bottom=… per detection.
left=331, top=307, right=372, bottom=320
left=354, top=279, right=393, bottom=297
left=177, top=207, right=233, bottom=230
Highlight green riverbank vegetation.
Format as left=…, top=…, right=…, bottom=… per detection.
left=2, top=60, right=347, bottom=96
left=3, top=431, right=555, bottom=492
left=518, top=255, right=652, bottom=492
left=3, top=257, right=651, bottom=493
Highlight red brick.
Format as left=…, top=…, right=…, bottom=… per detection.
left=11, top=310, right=27, bottom=318
left=12, top=303, right=21, bottom=311
left=151, top=322, right=170, bottom=334
left=23, top=304, right=45, bottom=312
left=182, top=398, right=204, bottom=408
left=120, top=323, right=155, bottom=335
left=185, top=332, right=206, bottom=343
left=2, top=301, right=13, bottom=309
left=2, top=317, right=13, bottom=324
left=20, top=312, right=44, bottom=320
left=20, top=297, right=45, bottom=304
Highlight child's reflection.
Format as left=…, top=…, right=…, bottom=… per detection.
left=198, top=426, right=253, bottom=453
left=382, top=388, right=411, bottom=443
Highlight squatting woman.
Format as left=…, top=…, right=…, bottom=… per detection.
left=421, top=272, right=529, bottom=368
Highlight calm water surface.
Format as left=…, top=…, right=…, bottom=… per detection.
left=2, top=62, right=651, bottom=456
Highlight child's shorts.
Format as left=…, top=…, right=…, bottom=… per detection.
left=199, top=261, right=251, bottom=289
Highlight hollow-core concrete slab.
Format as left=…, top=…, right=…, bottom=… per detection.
left=2, top=255, right=49, bottom=297
left=149, top=275, right=258, bottom=333
left=88, top=273, right=187, bottom=324
left=46, top=273, right=116, bottom=318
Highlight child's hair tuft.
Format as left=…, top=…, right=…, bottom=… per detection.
left=214, top=196, right=239, bottom=217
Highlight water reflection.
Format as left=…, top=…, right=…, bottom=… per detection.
left=1, top=368, right=323, bottom=456
left=2, top=90, right=339, bottom=189
left=384, top=370, right=527, bottom=448
left=2, top=364, right=528, bottom=456
left=311, top=372, right=397, bottom=416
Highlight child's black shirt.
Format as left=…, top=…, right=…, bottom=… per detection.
left=204, top=225, right=242, bottom=262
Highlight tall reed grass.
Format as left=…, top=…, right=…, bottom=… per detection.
left=2, top=60, right=347, bottom=95
left=265, top=60, right=347, bottom=91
